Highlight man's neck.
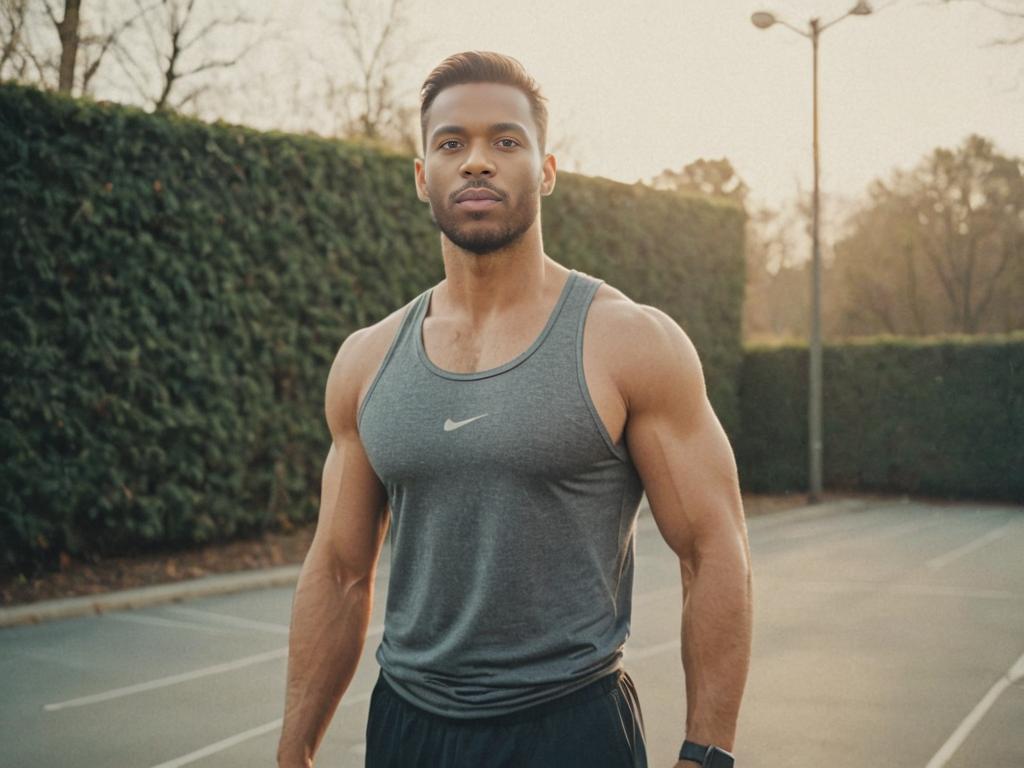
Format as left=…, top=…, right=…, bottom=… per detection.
left=436, top=231, right=558, bottom=323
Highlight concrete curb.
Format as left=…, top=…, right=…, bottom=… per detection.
left=0, top=565, right=301, bottom=629
left=1, top=496, right=880, bottom=630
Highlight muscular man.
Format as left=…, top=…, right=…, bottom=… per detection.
left=277, top=51, right=752, bottom=768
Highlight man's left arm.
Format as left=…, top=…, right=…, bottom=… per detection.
left=620, top=305, right=753, bottom=765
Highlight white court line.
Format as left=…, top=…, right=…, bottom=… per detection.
left=149, top=718, right=283, bottom=768
left=163, top=606, right=291, bottom=635
left=925, top=650, right=1024, bottom=768
left=148, top=688, right=375, bottom=768
left=165, top=605, right=386, bottom=638
left=43, top=622, right=386, bottom=712
left=43, top=647, right=288, bottom=711
left=106, top=613, right=233, bottom=635
left=926, top=520, right=1017, bottom=570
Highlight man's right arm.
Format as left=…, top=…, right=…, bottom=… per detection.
left=277, top=329, right=390, bottom=768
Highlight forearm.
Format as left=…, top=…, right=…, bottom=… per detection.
left=277, top=552, right=375, bottom=767
left=679, top=540, right=752, bottom=751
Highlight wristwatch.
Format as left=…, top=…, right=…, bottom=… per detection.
left=678, top=739, right=735, bottom=767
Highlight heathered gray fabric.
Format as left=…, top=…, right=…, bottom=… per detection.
left=356, top=269, right=645, bottom=718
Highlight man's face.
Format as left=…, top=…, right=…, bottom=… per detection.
left=415, top=82, right=556, bottom=255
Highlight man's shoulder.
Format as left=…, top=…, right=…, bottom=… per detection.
left=326, top=294, right=422, bottom=423
left=343, top=295, right=419, bottom=368
left=586, top=279, right=702, bottom=403
left=587, top=279, right=690, bottom=359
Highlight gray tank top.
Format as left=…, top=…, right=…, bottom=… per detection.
left=357, top=268, right=645, bottom=718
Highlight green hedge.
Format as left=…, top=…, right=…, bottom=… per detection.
left=0, top=83, right=745, bottom=572
left=737, top=332, right=1024, bottom=501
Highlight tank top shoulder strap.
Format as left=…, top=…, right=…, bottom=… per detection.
left=541, top=269, right=604, bottom=352
left=356, top=287, right=430, bottom=429
left=395, top=286, right=431, bottom=350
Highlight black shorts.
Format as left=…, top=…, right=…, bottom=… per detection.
left=365, top=667, right=648, bottom=768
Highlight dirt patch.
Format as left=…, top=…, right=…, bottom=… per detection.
left=0, top=490, right=901, bottom=607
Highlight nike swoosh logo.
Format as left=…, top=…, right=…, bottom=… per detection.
left=444, top=414, right=489, bottom=432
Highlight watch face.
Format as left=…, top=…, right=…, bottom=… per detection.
left=706, top=746, right=735, bottom=768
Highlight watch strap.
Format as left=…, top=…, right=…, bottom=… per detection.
left=679, top=740, right=709, bottom=764
left=679, top=739, right=735, bottom=767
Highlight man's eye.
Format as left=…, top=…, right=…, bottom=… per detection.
left=439, top=139, right=517, bottom=150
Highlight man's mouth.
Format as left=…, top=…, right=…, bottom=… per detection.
left=454, top=188, right=504, bottom=211
left=456, top=198, right=502, bottom=211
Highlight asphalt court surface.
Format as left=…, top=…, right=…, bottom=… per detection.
left=2, top=497, right=1022, bottom=767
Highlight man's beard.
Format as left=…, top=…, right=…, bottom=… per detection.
left=428, top=190, right=538, bottom=255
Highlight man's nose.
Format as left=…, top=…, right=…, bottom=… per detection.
left=460, top=143, right=495, bottom=177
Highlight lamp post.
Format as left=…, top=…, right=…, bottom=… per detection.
left=751, top=1, right=872, bottom=504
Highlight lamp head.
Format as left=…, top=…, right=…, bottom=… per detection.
left=850, top=1, right=873, bottom=15
left=751, top=11, right=776, bottom=29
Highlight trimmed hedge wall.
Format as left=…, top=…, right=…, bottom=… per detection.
left=737, top=332, right=1024, bottom=501
left=0, top=83, right=745, bottom=572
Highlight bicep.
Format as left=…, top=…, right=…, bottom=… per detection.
left=307, top=332, right=389, bottom=585
left=628, top=394, right=743, bottom=563
left=623, top=309, right=745, bottom=566
left=313, top=432, right=388, bottom=585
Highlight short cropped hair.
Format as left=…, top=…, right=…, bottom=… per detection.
left=419, top=51, right=549, bottom=155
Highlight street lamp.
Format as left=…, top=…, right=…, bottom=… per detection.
left=751, top=1, right=873, bottom=504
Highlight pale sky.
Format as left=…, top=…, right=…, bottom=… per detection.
left=256, top=0, right=1022, bottom=215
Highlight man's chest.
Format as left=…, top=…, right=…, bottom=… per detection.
left=419, top=300, right=628, bottom=449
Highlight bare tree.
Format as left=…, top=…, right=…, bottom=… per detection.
left=318, top=0, right=422, bottom=152
left=43, top=0, right=80, bottom=93
left=2, top=0, right=151, bottom=97
left=77, top=1, right=154, bottom=96
left=1, top=0, right=64, bottom=89
left=1, top=0, right=30, bottom=80
left=937, top=0, right=1024, bottom=45
left=112, top=0, right=265, bottom=112
left=935, top=0, right=1024, bottom=91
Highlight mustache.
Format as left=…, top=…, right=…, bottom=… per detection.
left=451, top=182, right=505, bottom=202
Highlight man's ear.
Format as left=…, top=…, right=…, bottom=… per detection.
left=413, top=157, right=429, bottom=203
left=540, top=152, right=557, bottom=197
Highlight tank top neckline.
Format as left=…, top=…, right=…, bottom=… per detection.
left=415, top=269, right=580, bottom=382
